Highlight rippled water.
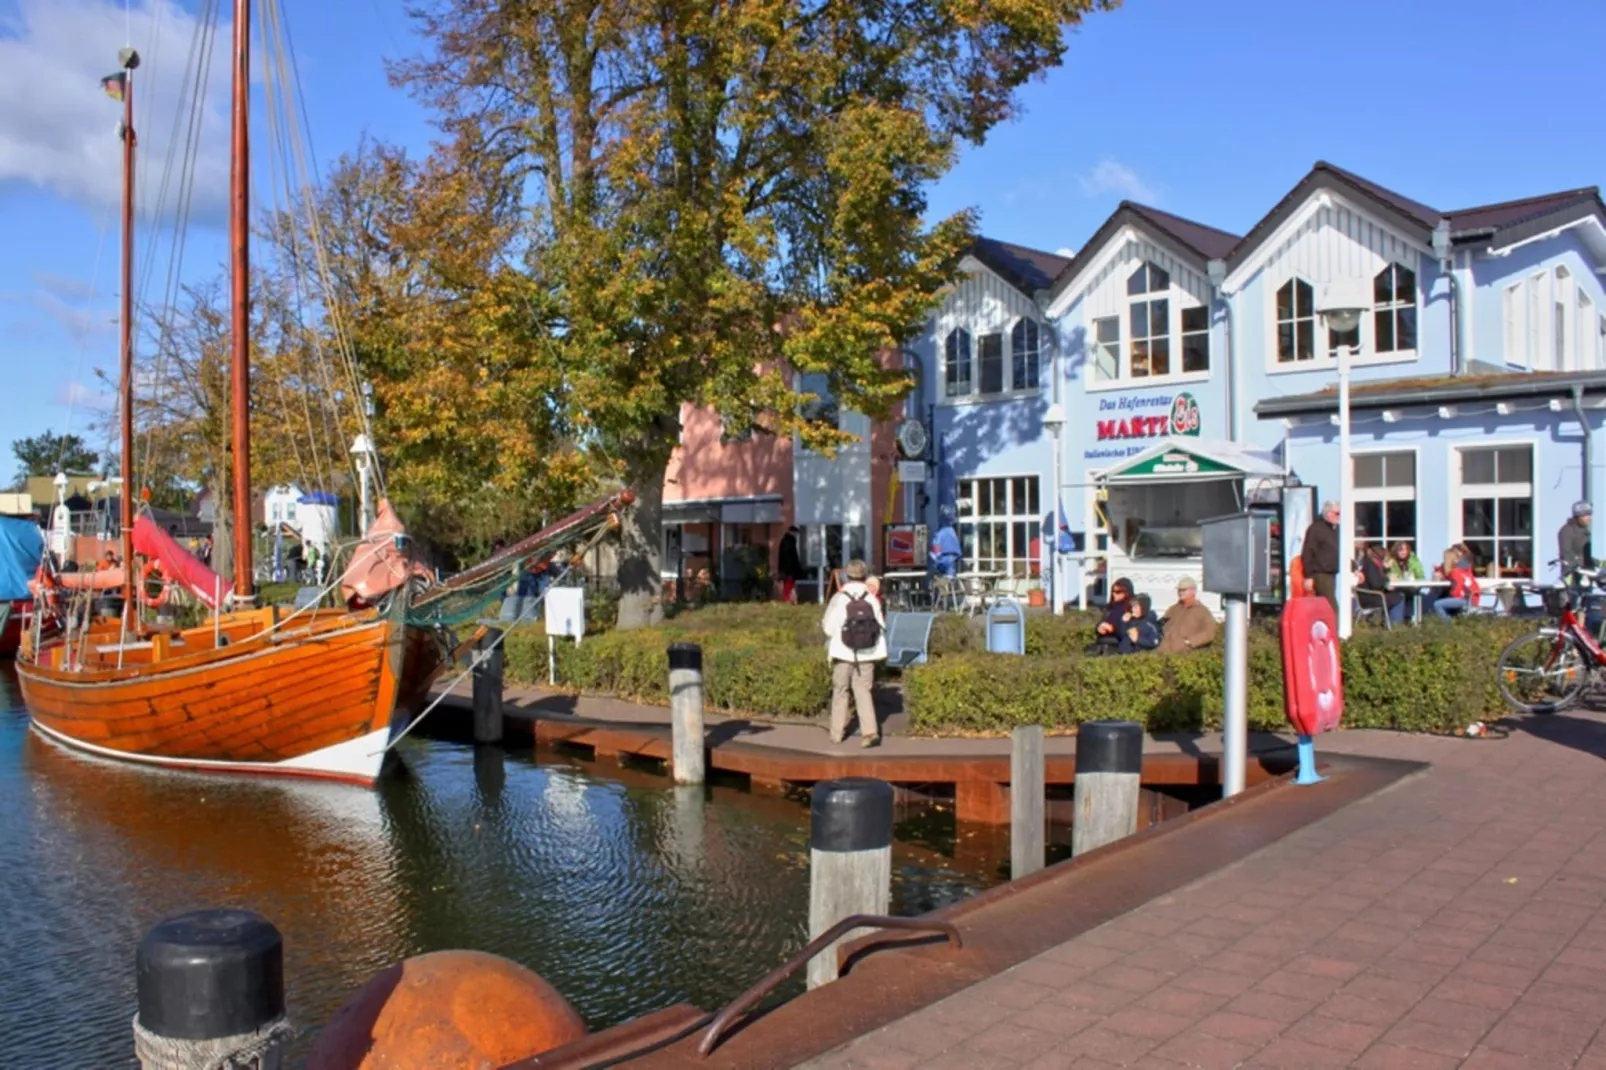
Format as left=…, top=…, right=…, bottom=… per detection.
left=0, top=666, right=1008, bottom=1064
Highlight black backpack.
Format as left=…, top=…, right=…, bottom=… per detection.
left=840, top=591, right=882, bottom=652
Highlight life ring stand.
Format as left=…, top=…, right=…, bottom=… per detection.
left=140, top=560, right=172, bottom=609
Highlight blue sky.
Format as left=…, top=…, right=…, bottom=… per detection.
left=3, top=0, right=1604, bottom=474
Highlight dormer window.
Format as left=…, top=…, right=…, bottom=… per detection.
left=1275, top=278, right=1316, bottom=363
left=944, top=328, right=972, bottom=398
left=1128, top=262, right=1170, bottom=378
left=1373, top=263, right=1417, bottom=353
left=1011, top=318, right=1042, bottom=390
left=944, top=320, right=1045, bottom=400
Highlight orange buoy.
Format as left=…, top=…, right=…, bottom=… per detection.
left=304, top=950, right=587, bottom=1069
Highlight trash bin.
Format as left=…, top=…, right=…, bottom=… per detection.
left=986, top=598, right=1026, bottom=655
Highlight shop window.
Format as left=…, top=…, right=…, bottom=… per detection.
left=1275, top=278, right=1316, bottom=363
left=1091, top=316, right=1120, bottom=381
left=1352, top=451, right=1416, bottom=554
left=944, top=328, right=972, bottom=397
left=1180, top=306, right=1210, bottom=373
left=1372, top=263, right=1417, bottom=354
left=1011, top=318, right=1042, bottom=390
left=957, top=475, right=1041, bottom=578
left=1128, top=262, right=1170, bottom=378
left=1457, top=445, right=1534, bottom=578
left=978, top=332, right=1005, bottom=394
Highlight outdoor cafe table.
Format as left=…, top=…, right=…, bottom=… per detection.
left=1388, top=578, right=1449, bottom=623
left=881, top=570, right=928, bottom=610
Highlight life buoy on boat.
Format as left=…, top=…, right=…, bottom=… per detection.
left=140, top=560, right=171, bottom=608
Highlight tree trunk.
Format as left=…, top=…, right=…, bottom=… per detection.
left=210, top=469, right=234, bottom=592
left=615, top=446, right=668, bottom=630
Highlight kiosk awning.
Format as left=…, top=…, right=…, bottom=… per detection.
left=662, top=494, right=785, bottom=525
left=1099, top=438, right=1284, bottom=485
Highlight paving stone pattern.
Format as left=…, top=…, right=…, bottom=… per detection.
left=802, top=713, right=1606, bottom=1069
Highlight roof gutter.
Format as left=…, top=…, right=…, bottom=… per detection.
left=1255, top=373, right=1606, bottom=418
left=1207, top=258, right=1237, bottom=441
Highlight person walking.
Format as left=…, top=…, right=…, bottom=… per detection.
left=777, top=525, right=804, bottom=604
left=821, top=559, right=887, bottom=748
left=1559, top=501, right=1593, bottom=577
left=1301, top=500, right=1342, bottom=612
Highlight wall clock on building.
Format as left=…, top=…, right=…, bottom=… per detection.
left=896, top=419, right=929, bottom=459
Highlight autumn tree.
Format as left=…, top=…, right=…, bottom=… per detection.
left=265, top=142, right=595, bottom=565
left=397, top=0, right=1113, bottom=626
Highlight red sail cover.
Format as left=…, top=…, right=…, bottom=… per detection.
left=341, top=499, right=432, bottom=605
left=131, top=514, right=233, bottom=609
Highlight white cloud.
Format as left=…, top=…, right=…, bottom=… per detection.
left=1077, top=159, right=1157, bottom=205
left=0, top=0, right=232, bottom=222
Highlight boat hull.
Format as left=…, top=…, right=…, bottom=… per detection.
left=16, top=609, right=408, bottom=788
left=0, top=599, right=26, bottom=658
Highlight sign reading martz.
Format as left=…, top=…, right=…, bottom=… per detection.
left=1094, top=392, right=1202, bottom=441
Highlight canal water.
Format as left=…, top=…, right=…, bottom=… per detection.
left=0, top=666, right=1013, bottom=1064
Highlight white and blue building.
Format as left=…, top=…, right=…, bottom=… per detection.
left=910, top=161, right=1606, bottom=613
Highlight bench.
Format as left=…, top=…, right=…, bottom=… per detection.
left=884, top=611, right=935, bottom=670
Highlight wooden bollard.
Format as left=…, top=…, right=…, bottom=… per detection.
left=1011, top=725, right=1045, bottom=879
left=1071, top=720, right=1142, bottom=857
left=807, top=777, right=893, bottom=989
left=134, top=909, right=292, bottom=1069
left=668, top=642, right=706, bottom=785
left=471, top=628, right=505, bottom=745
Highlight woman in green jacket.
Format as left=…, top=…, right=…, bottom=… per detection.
left=1388, top=540, right=1425, bottom=581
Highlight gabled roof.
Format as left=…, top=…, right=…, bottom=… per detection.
left=1255, top=370, right=1606, bottom=418
left=1047, top=202, right=1242, bottom=306
left=967, top=237, right=1072, bottom=295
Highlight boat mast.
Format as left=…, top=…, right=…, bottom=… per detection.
left=118, top=48, right=140, bottom=618
left=229, top=0, right=254, bottom=603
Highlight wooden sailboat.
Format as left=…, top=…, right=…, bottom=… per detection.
left=16, top=9, right=419, bottom=787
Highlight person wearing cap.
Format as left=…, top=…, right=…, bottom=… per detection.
left=1301, top=500, right=1342, bottom=612
left=1157, top=576, right=1218, bottom=654
left=1560, top=501, right=1594, bottom=578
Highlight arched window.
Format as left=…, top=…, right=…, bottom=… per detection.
left=1127, top=262, right=1170, bottom=378
left=1275, top=278, right=1316, bottom=363
left=944, top=328, right=972, bottom=398
left=1373, top=263, right=1417, bottom=353
left=1010, top=318, right=1042, bottom=390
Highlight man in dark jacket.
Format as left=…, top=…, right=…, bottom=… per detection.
left=1559, top=501, right=1593, bottom=578
left=777, top=525, right=804, bottom=603
left=1302, top=500, right=1342, bottom=612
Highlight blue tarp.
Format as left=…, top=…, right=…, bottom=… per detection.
left=0, top=516, right=44, bottom=601
left=298, top=491, right=339, bottom=506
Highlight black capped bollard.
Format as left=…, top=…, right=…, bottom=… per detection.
left=134, top=909, right=292, bottom=1069
left=807, top=777, right=893, bottom=989
left=472, top=628, right=505, bottom=745
left=1071, top=720, right=1143, bottom=857
left=668, top=642, right=705, bottom=785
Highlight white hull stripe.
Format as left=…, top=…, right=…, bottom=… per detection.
left=29, top=720, right=392, bottom=786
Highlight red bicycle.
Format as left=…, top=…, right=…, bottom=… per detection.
left=1497, top=566, right=1606, bottom=714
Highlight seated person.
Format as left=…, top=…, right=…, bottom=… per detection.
left=1088, top=577, right=1135, bottom=654
left=1356, top=544, right=1405, bottom=625
left=1387, top=540, right=1425, bottom=581
left=1434, top=548, right=1479, bottom=619
left=1120, top=595, right=1161, bottom=654
left=1157, top=576, right=1218, bottom=654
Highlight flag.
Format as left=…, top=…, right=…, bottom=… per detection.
left=1057, top=498, right=1076, bottom=555
left=100, top=72, right=126, bottom=102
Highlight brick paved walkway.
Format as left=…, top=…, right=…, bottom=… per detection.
left=801, top=711, right=1606, bottom=1069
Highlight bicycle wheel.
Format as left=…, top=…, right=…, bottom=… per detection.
left=1497, top=629, right=1588, bottom=714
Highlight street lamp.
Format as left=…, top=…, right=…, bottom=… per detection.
left=1043, top=402, right=1066, bottom=616
left=1317, top=278, right=1370, bottom=640
left=351, top=434, right=377, bottom=534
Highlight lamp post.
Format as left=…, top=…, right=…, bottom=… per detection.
left=1043, top=402, right=1066, bottom=615
left=351, top=434, right=376, bottom=535
left=1317, top=279, right=1370, bottom=640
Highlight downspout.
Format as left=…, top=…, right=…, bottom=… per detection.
left=1573, top=383, right=1593, bottom=506
left=1432, top=220, right=1462, bottom=375
left=1207, top=259, right=1237, bottom=440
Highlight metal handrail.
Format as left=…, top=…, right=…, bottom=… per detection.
left=696, top=914, right=962, bottom=1057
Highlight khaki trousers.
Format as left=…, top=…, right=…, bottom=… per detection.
left=830, top=660, right=878, bottom=741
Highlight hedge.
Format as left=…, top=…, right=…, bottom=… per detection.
left=905, top=616, right=1533, bottom=736
left=498, top=601, right=1532, bottom=736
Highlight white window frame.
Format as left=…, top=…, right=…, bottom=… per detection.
left=1450, top=440, right=1537, bottom=580
left=1090, top=315, right=1121, bottom=382
left=1084, top=260, right=1212, bottom=392
left=1371, top=262, right=1419, bottom=358
left=1504, top=281, right=1526, bottom=369
left=1577, top=289, right=1596, bottom=371
left=1528, top=272, right=1546, bottom=369
left=942, top=317, right=1046, bottom=402
left=1273, top=276, right=1318, bottom=366
left=1350, top=447, right=1418, bottom=554
left=1555, top=266, right=1572, bottom=370
left=943, top=328, right=973, bottom=398
left=956, top=474, right=1042, bottom=578
left=1265, top=265, right=1423, bottom=375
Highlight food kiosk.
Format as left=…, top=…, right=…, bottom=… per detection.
left=1093, top=438, right=1291, bottom=617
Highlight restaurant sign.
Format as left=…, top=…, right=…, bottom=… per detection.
left=1094, top=392, right=1202, bottom=441
left=1120, top=447, right=1235, bottom=479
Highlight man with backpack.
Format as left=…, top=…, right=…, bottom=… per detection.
left=820, top=559, right=887, bottom=747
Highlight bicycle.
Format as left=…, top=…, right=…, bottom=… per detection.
left=1495, top=565, right=1606, bottom=714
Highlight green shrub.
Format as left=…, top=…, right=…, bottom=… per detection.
left=907, top=616, right=1532, bottom=737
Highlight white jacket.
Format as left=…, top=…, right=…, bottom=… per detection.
left=822, top=581, right=888, bottom=663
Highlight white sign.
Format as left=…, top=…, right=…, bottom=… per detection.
left=546, top=587, right=586, bottom=640
left=897, top=461, right=927, bottom=484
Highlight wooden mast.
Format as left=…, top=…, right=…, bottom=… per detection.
left=229, top=0, right=254, bottom=602
left=118, top=48, right=140, bottom=618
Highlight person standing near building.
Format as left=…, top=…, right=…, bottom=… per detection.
left=1559, top=501, right=1593, bottom=577
left=820, top=559, right=886, bottom=748
left=1301, top=500, right=1342, bottom=612
left=777, top=525, right=804, bottom=604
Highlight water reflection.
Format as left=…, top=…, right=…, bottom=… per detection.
left=0, top=667, right=1005, bottom=1065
